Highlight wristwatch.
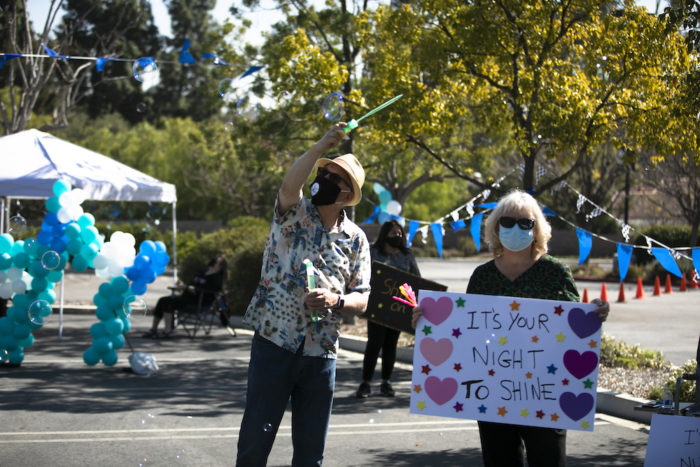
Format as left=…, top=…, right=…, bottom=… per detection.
left=332, top=294, right=345, bottom=311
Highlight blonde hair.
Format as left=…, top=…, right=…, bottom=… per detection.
left=484, top=190, right=551, bottom=259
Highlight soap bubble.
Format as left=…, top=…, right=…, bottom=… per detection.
left=263, top=423, right=272, bottom=432
left=28, top=299, right=51, bottom=326
left=41, top=250, right=61, bottom=270
left=8, top=215, right=27, bottom=234
left=0, top=349, right=7, bottom=363
left=123, top=295, right=149, bottom=319
left=136, top=102, right=147, bottom=113
left=218, top=78, right=238, bottom=105
left=224, top=120, right=234, bottom=131
left=322, top=92, right=344, bottom=121
left=237, top=93, right=263, bottom=119
left=132, top=57, right=158, bottom=82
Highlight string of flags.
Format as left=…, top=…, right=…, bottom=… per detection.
left=361, top=165, right=700, bottom=282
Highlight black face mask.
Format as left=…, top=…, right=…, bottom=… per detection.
left=386, top=236, right=403, bottom=249
left=310, top=175, right=341, bottom=206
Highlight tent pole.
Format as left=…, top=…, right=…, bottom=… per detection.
left=58, top=279, right=64, bottom=340
left=0, top=197, right=5, bottom=233
left=172, top=201, right=177, bottom=285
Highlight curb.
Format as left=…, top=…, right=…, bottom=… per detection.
left=60, top=309, right=655, bottom=425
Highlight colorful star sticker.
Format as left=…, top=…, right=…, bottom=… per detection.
left=478, top=405, right=487, bottom=414
left=453, top=402, right=464, bottom=412
left=416, top=401, right=426, bottom=411
left=455, top=297, right=466, bottom=307
left=531, top=335, right=539, bottom=343
left=525, top=372, right=533, bottom=379
left=497, top=406, right=508, bottom=417
left=413, top=384, right=422, bottom=393
left=562, top=378, right=569, bottom=386
left=588, top=339, right=598, bottom=349
left=452, top=328, right=462, bottom=338
left=453, top=363, right=462, bottom=372
left=422, top=325, right=432, bottom=336
left=581, top=421, right=590, bottom=429
left=536, top=410, right=545, bottom=419
left=520, top=408, right=530, bottom=418
left=547, top=364, right=558, bottom=374
left=555, top=332, right=566, bottom=342
left=509, top=300, right=520, bottom=311
left=583, top=379, right=594, bottom=389
left=421, top=364, right=431, bottom=375
left=498, top=336, right=508, bottom=345
left=554, top=305, right=564, bottom=316
left=550, top=413, right=559, bottom=422
left=488, top=369, right=495, bottom=376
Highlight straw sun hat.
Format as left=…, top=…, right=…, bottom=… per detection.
left=313, top=154, right=365, bottom=206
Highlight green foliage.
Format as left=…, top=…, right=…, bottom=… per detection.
left=177, top=217, right=270, bottom=315
left=647, top=359, right=698, bottom=403
left=599, top=332, right=668, bottom=370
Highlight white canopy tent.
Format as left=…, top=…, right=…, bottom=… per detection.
left=0, top=129, right=178, bottom=337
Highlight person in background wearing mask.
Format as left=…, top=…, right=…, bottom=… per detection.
left=355, top=219, right=420, bottom=398
left=412, top=190, right=609, bottom=467
left=236, top=123, right=371, bottom=466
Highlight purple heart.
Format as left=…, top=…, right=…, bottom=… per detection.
left=563, top=350, right=598, bottom=379
left=559, top=392, right=594, bottom=421
left=567, top=307, right=602, bottom=339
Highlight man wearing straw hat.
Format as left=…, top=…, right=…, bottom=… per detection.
left=237, top=122, right=371, bottom=466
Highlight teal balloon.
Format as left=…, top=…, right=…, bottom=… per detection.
left=90, top=322, right=108, bottom=339
left=111, top=276, right=130, bottom=295
left=53, top=179, right=71, bottom=197
left=31, top=277, right=49, bottom=292
left=0, top=335, right=19, bottom=351
left=78, top=213, right=95, bottom=228
left=0, top=317, right=13, bottom=335
left=18, top=333, right=34, bottom=348
left=7, top=349, right=24, bottom=365
left=80, top=243, right=99, bottom=261
left=38, top=289, right=56, bottom=304
left=64, top=222, right=81, bottom=239
left=93, top=336, right=113, bottom=354
left=12, top=324, right=31, bottom=340
left=83, top=347, right=100, bottom=366
left=71, top=255, right=89, bottom=272
left=12, top=252, right=29, bottom=269
left=98, top=283, right=113, bottom=297
left=102, top=350, right=118, bottom=366
left=122, top=317, right=132, bottom=334
left=29, top=260, right=49, bottom=278
left=378, top=190, right=392, bottom=204
left=104, top=318, right=124, bottom=336
left=7, top=306, right=29, bottom=325
left=13, top=294, right=30, bottom=309
left=0, top=252, right=12, bottom=270
left=46, top=269, right=64, bottom=283
left=11, top=240, right=24, bottom=256
left=95, top=306, right=115, bottom=322
left=0, top=233, right=13, bottom=253
left=80, top=226, right=98, bottom=245
left=28, top=318, right=43, bottom=331
left=66, top=238, right=82, bottom=256
left=93, top=292, right=109, bottom=309
left=108, top=294, right=125, bottom=310
left=111, top=334, right=125, bottom=350
left=45, top=196, right=61, bottom=212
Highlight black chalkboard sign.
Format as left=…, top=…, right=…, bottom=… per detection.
left=363, top=261, right=448, bottom=334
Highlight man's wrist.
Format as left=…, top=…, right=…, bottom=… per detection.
left=332, top=294, right=345, bottom=310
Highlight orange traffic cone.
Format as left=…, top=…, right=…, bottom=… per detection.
left=582, top=288, right=589, bottom=303
left=664, top=274, right=673, bottom=294
left=691, top=275, right=699, bottom=289
left=600, top=283, right=608, bottom=302
left=680, top=274, right=687, bottom=292
left=635, top=278, right=645, bottom=299
left=653, top=276, right=661, bottom=296
left=617, top=282, right=626, bottom=303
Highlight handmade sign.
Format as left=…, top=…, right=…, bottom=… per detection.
left=364, top=261, right=447, bottom=334
left=411, top=290, right=602, bottom=432
left=644, top=414, right=700, bottom=466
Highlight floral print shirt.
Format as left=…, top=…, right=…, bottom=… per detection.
left=243, top=196, right=371, bottom=358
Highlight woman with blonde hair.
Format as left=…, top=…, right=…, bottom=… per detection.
left=414, top=190, right=609, bottom=466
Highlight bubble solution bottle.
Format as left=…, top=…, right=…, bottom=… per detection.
left=660, top=387, right=674, bottom=413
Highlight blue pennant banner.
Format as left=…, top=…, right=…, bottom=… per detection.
left=431, top=223, right=443, bottom=258
left=693, top=248, right=700, bottom=276
left=406, top=220, right=420, bottom=248
left=361, top=206, right=380, bottom=225
left=471, top=212, right=484, bottom=252
left=451, top=219, right=466, bottom=231
left=617, top=243, right=633, bottom=282
left=576, top=228, right=592, bottom=265
left=179, top=39, right=196, bottom=64
left=650, top=248, right=683, bottom=278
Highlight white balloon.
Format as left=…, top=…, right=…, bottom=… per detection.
left=386, top=200, right=402, bottom=216
left=0, top=282, right=12, bottom=299
left=57, top=208, right=72, bottom=224
left=93, top=255, right=108, bottom=270
left=11, top=279, right=26, bottom=294
left=6, top=267, right=22, bottom=281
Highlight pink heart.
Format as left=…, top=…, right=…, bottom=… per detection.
left=419, top=296, right=454, bottom=325
left=563, top=350, right=599, bottom=379
left=420, top=337, right=454, bottom=367
left=425, top=376, right=458, bottom=406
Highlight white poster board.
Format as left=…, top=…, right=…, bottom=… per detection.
left=411, top=291, right=601, bottom=431
left=644, top=414, right=700, bottom=466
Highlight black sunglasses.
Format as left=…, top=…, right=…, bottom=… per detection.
left=318, top=167, right=352, bottom=190
left=499, top=216, right=536, bottom=230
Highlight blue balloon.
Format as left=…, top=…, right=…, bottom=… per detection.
left=36, top=230, right=53, bottom=245
left=83, top=347, right=100, bottom=366
left=130, top=281, right=147, bottom=296
left=139, top=240, right=156, bottom=258
left=378, top=190, right=392, bottom=204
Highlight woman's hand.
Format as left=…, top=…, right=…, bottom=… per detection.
left=304, top=288, right=339, bottom=310
left=412, top=307, right=423, bottom=329
left=590, top=298, right=610, bottom=322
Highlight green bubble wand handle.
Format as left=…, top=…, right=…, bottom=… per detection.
left=344, top=94, right=403, bottom=133
left=303, top=259, right=319, bottom=322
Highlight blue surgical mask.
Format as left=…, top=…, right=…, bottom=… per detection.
left=499, top=225, right=534, bottom=252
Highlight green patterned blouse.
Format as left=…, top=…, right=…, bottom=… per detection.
left=466, top=254, right=580, bottom=303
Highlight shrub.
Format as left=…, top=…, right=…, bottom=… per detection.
left=647, top=359, right=698, bottom=403
left=632, top=225, right=692, bottom=266
left=599, top=333, right=668, bottom=369
left=177, top=216, right=270, bottom=316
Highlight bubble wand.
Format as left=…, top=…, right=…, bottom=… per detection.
left=343, top=94, right=403, bottom=133
left=303, top=259, right=320, bottom=322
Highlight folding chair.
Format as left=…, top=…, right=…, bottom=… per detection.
left=175, top=289, right=234, bottom=338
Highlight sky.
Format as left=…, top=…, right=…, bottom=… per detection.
left=28, top=0, right=668, bottom=42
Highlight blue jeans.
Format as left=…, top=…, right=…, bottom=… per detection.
left=236, top=332, right=336, bottom=467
